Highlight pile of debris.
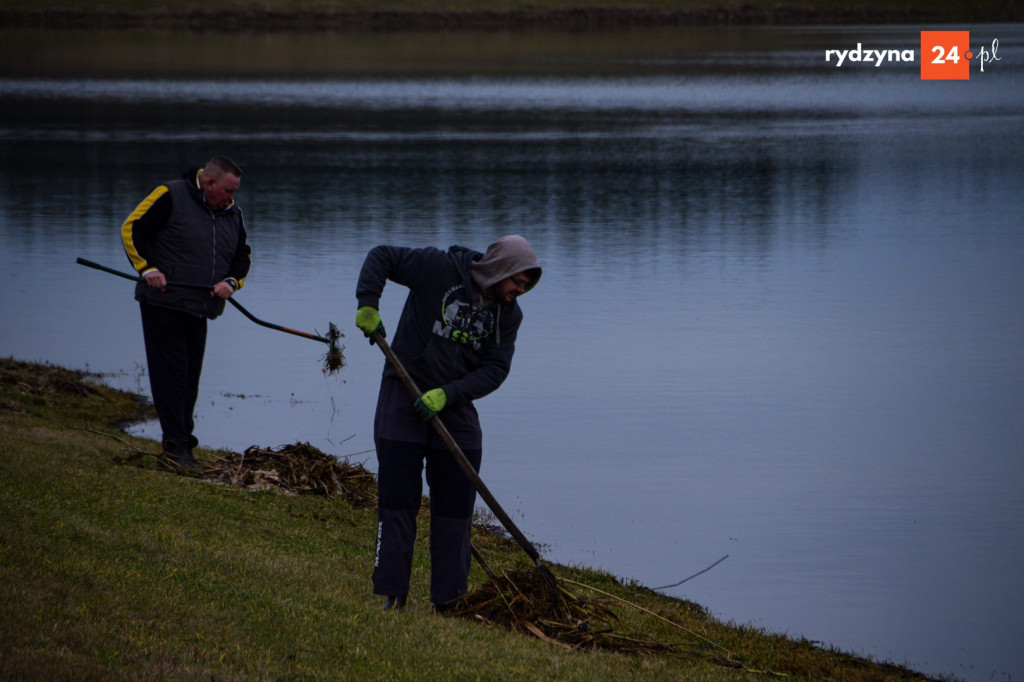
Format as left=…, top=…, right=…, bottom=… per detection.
left=453, top=568, right=678, bottom=655
left=202, top=442, right=376, bottom=507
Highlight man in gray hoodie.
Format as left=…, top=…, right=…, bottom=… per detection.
left=355, top=235, right=541, bottom=612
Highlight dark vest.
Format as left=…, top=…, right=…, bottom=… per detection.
left=134, top=179, right=243, bottom=319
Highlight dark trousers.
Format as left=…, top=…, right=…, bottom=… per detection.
left=373, top=438, right=482, bottom=606
left=372, top=378, right=482, bottom=606
left=139, top=302, right=207, bottom=457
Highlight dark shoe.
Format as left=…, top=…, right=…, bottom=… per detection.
left=157, top=450, right=201, bottom=473
left=179, top=454, right=201, bottom=472
left=433, top=599, right=458, bottom=614
left=382, top=595, right=407, bottom=612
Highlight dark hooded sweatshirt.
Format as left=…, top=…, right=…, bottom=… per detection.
left=356, top=236, right=541, bottom=408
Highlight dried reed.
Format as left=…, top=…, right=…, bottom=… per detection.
left=203, top=442, right=375, bottom=505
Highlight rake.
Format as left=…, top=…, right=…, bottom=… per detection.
left=76, top=257, right=344, bottom=373
left=372, top=331, right=558, bottom=596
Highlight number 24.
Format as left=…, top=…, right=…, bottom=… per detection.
left=931, top=45, right=961, bottom=64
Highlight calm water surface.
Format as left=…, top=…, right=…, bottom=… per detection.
left=2, top=24, right=1023, bottom=680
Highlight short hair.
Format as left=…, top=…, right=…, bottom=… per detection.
left=204, top=156, right=243, bottom=179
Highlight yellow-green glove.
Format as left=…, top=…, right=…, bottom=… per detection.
left=355, top=306, right=385, bottom=344
left=414, top=388, right=447, bottom=420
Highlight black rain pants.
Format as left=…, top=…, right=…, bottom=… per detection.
left=139, top=302, right=206, bottom=458
left=371, top=377, right=483, bottom=607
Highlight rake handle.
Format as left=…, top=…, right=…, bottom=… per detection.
left=76, top=257, right=330, bottom=345
left=224, top=299, right=330, bottom=345
left=373, top=333, right=545, bottom=567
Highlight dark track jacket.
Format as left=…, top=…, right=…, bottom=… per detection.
left=121, top=168, right=251, bottom=319
left=356, top=245, right=526, bottom=408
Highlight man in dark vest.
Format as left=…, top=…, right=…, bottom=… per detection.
left=121, top=156, right=252, bottom=471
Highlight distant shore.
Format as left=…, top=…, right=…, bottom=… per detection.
left=0, top=4, right=1011, bottom=33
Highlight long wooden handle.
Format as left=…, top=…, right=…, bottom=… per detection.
left=76, top=257, right=330, bottom=345
left=374, top=333, right=544, bottom=564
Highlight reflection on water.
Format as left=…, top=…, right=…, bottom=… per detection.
left=2, top=24, right=1023, bottom=681
left=7, top=72, right=1023, bottom=117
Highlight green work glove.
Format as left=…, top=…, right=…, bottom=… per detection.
left=355, top=306, right=385, bottom=344
left=414, top=388, right=447, bottom=420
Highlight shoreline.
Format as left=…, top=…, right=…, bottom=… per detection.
left=0, top=355, right=944, bottom=680
left=0, top=5, right=992, bottom=33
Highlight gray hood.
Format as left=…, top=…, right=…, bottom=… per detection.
left=470, top=234, right=542, bottom=296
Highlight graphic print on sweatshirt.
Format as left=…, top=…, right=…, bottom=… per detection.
left=432, top=284, right=495, bottom=349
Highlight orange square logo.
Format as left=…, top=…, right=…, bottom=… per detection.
left=921, top=31, right=971, bottom=80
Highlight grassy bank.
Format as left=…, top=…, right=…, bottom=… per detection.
left=0, top=0, right=1018, bottom=31
left=0, top=357, right=943, bottom=680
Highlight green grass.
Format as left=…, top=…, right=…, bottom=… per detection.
left=0, top=358, right=946, bottom=680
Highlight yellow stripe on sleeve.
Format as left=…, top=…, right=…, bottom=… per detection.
left=121, top=185, right=169, bottom=273
left=235, top=250, right=252, bottom=290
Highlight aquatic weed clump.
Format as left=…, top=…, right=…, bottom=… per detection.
left=451, top=568, right=678, bottom=654
left=321, top=322, right=345, bottom=375
left=203, top=442, right=375, bottom=505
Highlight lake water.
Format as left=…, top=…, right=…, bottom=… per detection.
left=2, top=23, right=1022, bottom=680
